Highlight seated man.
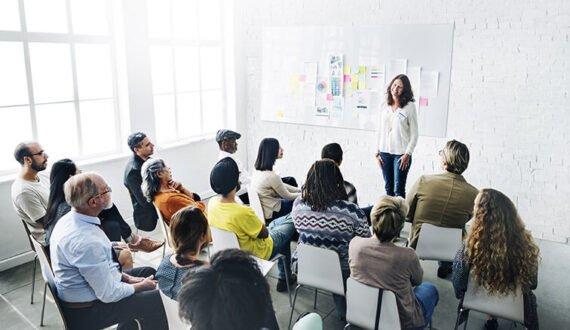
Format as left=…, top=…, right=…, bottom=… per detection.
left=178, top=249, right=278, bottom=330
left=406, top=140, right=479, bottom=278
left=216, top=129, right=250, bottom=204
left=207, top=157, right=296, bottom=292
left=50, top=172, right=167, bottom=329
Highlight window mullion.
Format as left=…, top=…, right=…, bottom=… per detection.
left=106, top=0, right=122, bottom=153
left=18, top=0, right=38, bottom=141
left=66, top=0, right=83, bottom=156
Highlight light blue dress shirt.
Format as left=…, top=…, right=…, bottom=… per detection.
left=50, top=210, right=135, bottom=303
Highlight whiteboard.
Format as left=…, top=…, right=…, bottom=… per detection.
left=260, top=25, right=454, bottom=137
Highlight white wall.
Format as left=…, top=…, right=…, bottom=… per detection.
left=237, top=0, right=570, bottom=244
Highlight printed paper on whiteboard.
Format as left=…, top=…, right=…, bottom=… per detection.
left=420, top=70, right=439, bottom=97
left=407, top=66, right=421, bottom=97
left=387, top=59, right=407, bottom=82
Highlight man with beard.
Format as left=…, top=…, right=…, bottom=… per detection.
left=11, top=142, right=50, bottom=245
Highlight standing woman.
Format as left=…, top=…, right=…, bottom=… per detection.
left=376, top=74, right=419, bottom=198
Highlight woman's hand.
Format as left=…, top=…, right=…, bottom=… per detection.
left=376, top=153, right=383, bottom=170
left=398, top=153, right=411, bottom=170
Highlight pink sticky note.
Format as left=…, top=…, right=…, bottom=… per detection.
left=326, top=94, right=333, bottom=101
left=344, top=74, right=351, bottom=82
left=299, top=74, right=306, bottom=82
left=419, top=97, right=428, bottom=106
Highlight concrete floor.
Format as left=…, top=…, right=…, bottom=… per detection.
left=1, top=223, right=568, bottom=330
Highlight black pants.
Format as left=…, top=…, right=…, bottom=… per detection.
left=99, top=204, right=133, bottom=242
left=62, top=267, right=167, bottom=330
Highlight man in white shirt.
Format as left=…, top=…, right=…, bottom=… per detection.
left=11, top=142, right=50, bottom=245
left=216, top=129, right=250, bottom=204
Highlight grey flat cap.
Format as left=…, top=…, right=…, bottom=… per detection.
left=215, top=129, right=241, bottom=143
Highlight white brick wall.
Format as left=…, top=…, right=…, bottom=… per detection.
left=236, top=0, right=570, bottom=244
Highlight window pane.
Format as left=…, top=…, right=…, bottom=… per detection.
left=147, top=0, right=171, bottom=38
left=201, top=90, right=222, bottom=134
left=35, top=102, right=78, bottom=159
left=0, top=42, right=29, bottom=106
left=198, top=0, right=221, bottom=41
left=29, top=42, right=74, bottom=103
left=199, top=46, right=222, bottom=90
left=177, top=92, right=201, bottom=138
left=174, top=46, right=200, bottom=92
left=24, top=0, right=68, bottom=34
left=150, top=45, right=174, bottom=94
left=0, top=106, right=32, bottom=171
left=154, top=94, right=176, bottom=143
left=172, top=0, right=197, bottom=39
left=80, top=99, right=116, bottom=155
left=70, top=0, right=108, bottom=35
left=0, top=0, right=21, bottom=31
left=75, top=44, right=113, bottom=99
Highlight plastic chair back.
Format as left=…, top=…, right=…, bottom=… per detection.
left=209, top=226, right=240, bottom=255
left=415, top=223, right=462, bottom=261
left=155, top=206, right=173, bottom=249
left=158, top=290, right=191, bottom=330
left=296, top=244, right=344, bottom=296
left=463, top=275, right=524, bottom=324
left=247, top=187, right=266, bottom=223
left=346, top=278, right=401, bottom=330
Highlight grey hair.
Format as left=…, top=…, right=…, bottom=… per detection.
left=141, top=158, right=166, bottom=203
left=64, top=172, right=101, bottom=209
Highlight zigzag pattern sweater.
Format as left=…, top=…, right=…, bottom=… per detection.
left=291, top=197, right=371, bottom=272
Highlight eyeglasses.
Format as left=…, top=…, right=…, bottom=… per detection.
left=29, top=150, right=45, bottom=157
left=92, top=186, right=112, bottom=199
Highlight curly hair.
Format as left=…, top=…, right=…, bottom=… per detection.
left=301, top=159, right=347, bottom=211
left=466, top=188, right=540, bottom=295
left=386, top=74, right=415, bottom=108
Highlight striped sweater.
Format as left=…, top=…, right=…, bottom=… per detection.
left=291, top=197, right=371, bottom=272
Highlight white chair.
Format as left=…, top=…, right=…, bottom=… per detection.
left=288, top=244, right=345, bottom=329
left=154, top=206, right=169, bottom=257
left=158, top=290, right=191, bottom=330
left=346, top=278, right=401, bottom=330
left=454, top=275, right=525, bottom=330
left=247, top=187, right=266, bottom=224
left=415, top=223, right=463, bottom=262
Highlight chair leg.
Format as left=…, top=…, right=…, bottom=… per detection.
left=40, top=283, right=47, bottom=326
left=429, top=318, right=432, bottom=330
left=463, top=310, right=469, bottom=330
left=288, top=285, right=301, bottom=330
left=313, top=288, right=318, bottom=310
left=454, top=308, right=462, bottom=330
left=31, top=255, right=37, bottom=304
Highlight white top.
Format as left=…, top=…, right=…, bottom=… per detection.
left=218, top=150, right=249, bottom=196
left=11, top=172, right=50, bottom=245
left=250, top=170, right=301, bottom=219
left=375, top=102, right=419, bottom=155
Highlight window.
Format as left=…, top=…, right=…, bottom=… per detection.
left=0, top=0, right=119, bottom=172
left=147, top=0, right=226, bottom=144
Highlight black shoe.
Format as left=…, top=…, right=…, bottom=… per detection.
left=437, top=265, right=452, bottom=278
left=485, top=318, right=498, bottom=330
left=276, top=274, right=297, bottom=292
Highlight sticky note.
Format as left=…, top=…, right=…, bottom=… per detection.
left=326, top=93, right=333, bottom=101
left=344, top=75, right=351, bottom=82
left=289, top=75, right=297, bottom=81
left=352, top=111, right=359, bottom=118
left=351, top=74, right=359, bottom=82
left=345, top=88, right=353, bottom=97
left=277, top=110, right=284, bottom=117
left=344, top=66, right=351, bottom=74
left=299, top=74, right=306, bottom=82
left=359, top=74, right=366, bottom=82
left=419, top=97, right=428, bottom=106
left=352, top=66, right=359, bottom=74
left=351, top=81, right=358, bottom=90
left=358, top=81, right=366, bottom=90
left=359, top=66, right=366, bottom=74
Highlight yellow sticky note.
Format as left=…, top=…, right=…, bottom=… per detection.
left=277, top=110, right=284, bottom=117
left=358, top=81, right=366, bottom=90
left=346, top=89, right=353, bottom=97
left=351, top=74, right=359, bottom=82
left=351, top=81, right=358, bottom=90
left=344, top=66, right=351, bottom=74
left=359, top=66, right=366, bottom=74
left=352, top=111, right=359, bottom=118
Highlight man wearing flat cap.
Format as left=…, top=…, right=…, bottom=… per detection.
left=216, top=129, right=250, bottom=204
left=208, top=157, right=297, bottom=292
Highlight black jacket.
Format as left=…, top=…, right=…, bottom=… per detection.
left=123, top=154, right=157, bottom=231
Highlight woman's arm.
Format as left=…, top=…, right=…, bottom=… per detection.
left=404, top=103, right=419, bottom=155
left=269, top=173, right=301, bottom=200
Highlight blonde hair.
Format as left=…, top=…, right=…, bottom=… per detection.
left=370, top=196, right=408, bottom=242
left=442, top=140, right=470, bottom=174
left=466, top=189, right=540, bottom=294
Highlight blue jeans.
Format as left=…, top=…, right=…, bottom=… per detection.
left=407, top=282, right=439, bottom=330
left=268, top=214, right=296, bottom=279
left=271, top=199, right=294, bottom=221
left=379, top=152, right=412, bottom=198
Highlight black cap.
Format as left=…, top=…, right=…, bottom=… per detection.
left=210, top=157, right=239, bottom=195
left=215, top=129, right=241, bottom=143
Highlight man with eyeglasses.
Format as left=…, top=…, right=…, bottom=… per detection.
left=11, top=142, right=50, bottom=245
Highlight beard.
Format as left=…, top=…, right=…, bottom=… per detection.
left=31, top=161, right=47, bottom=172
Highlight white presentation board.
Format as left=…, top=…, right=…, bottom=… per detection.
left=260, top=25, right=454, bottom=137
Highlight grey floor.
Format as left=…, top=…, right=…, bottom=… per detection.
left=1, top=223, right=569, bottom=330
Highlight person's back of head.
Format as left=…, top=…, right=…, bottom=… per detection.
left=441, top=140, right=470, bottom=175
left=370, top=196, right=408, bottom=242
left=321, top=143, right=343, bottom=165
left=254, top=138, right=279, bottom=171
left=467, top=188, right=540, bottom=294
left=141, top=158, right=166, bottom=202
left=64, top=172, right=102, bottom=211
left=210, top=157, right=239, bottom=197
left=14, top=142, right=32, bottom=165
left=178, top=249, right=273, bottom=330
left=170, top=206, right=209, bottom=265
left=302, top=159, right=347, bottom=211
left=45, top=159, right=78, bottom=228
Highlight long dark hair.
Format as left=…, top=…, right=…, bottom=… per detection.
left=301, top=159, right=347, bottom=211
left=170, top=206, right=209, bottom=266
left=254, top=138, right=279, bottom=171
left=44, top=159, right=77, bottom=229
left=386, top=74, right=415, bottom=108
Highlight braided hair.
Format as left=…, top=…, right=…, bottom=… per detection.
left=301, top=159, right=348, bottom=211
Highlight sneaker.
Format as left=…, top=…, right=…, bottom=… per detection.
left=437, top=265, right=452, bottom=278
left=128, top=237, right=164, bottom=253
left=485, top=318, right=498, bottom=330
left=276, top=273, right=297, bottom=292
